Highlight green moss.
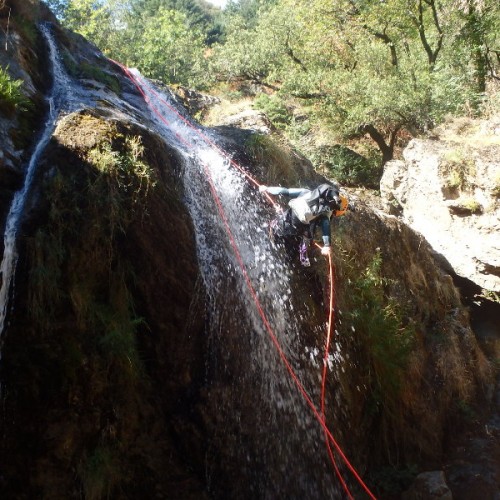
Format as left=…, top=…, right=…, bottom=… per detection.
left=61, top=51, right=121, bottom=94
left=13, top=15, right=38, bottom=46
left=27, top=128, right=156, bottom=387
left=61, top=49, right=80, bottom=79
left=80, top=61, right=121, bottom=95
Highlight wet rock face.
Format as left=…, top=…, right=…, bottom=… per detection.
left=175, top=85, right=221, bottom=117
left=0, top=106, right=210, bottom=498
left=380, top=116, right=500, bottom=292
left=402, top=471, right=452, bottom=499
left=0, top=8, right=51, bottom=236
left=0, top=4, right=498, bottom=499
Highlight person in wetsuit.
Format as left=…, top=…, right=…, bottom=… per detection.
left=259, top=183, right=348, bottom=266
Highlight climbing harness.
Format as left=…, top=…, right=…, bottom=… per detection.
left=111, top=59, right=377, bottom=500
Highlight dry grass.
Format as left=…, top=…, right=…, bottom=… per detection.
left=435, top=113, right=500, bottom=148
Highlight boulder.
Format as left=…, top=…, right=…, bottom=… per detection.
left=381, top=118, right=500, bottom=292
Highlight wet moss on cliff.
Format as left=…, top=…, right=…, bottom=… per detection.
left=29, top=138, right=150, bottom=381
left=1, top=111, right=208, bottom=499
left=61, top=47, right=121, bottom=95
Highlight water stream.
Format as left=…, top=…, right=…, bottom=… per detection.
left=128, top=72, right=343, bottom=498
left=0, top=24, right=74, bottom=340
left=0, top=22, right=97, bottom=341
left=0, top=25, right=345, bottom=495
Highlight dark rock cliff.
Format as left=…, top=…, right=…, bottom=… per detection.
left=0, top=2, right=498, bottom=499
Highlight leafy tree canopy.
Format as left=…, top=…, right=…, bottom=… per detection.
left=44, top=0, right=500, bottom=170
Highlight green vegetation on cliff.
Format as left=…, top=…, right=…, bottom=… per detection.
left=0, top=65, right=29, bottom=115
left=44, top=0, right=499, bottom=173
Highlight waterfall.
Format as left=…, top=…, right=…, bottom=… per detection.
left=0, top=23, right=77, bottom=341
left=128, top=71, right=343, bottom=498
left=0, top=23, right=347, bottom=493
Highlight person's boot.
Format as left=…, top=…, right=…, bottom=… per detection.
left=299, top=238, right=311, bottom=267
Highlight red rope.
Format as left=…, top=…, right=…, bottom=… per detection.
left=114, top=62, right=279, bottom=211
left=111, top=59, right=377, bottom=500
left=321, top=252, right=354, bottom=499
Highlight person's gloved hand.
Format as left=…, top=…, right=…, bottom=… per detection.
left=259, top=185, right=268, bottom=193
left=321, top=245, right=331, bottom=256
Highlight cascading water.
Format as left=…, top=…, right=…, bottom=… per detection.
left=0, top=23, right=90, bottom=343
left=128, top=71, right=345, bottom=498
left=0, top=20, right=350, bottom=493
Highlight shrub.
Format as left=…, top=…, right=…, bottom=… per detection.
left=0, top=65, right=29, bottom=115
left=460, top=197, right=482, bottom=214
left=343, top=251, right=415, bottom=419
left=310, top=144, right=381, bottom=187
left=253, top=93, right=291, bottom=128
left=440, top=149, right=476, bottom=191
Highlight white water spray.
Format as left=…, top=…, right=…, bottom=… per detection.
left=129, top=71, right=341, bottom=498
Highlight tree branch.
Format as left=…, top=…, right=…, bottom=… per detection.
left=285, top=32, right=307, bottom=72
left=359, top=123, right=393, bottom=164
left=415, top=0, right=443, bottom=67
left=364, top=25, right=398, bottom=67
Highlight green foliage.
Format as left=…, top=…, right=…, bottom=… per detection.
left=0, top=65, right=30, bottom=115
left=44, top=0, right=69, bottom=19
left=27, top=128, right=155, bottom=386
left=479, top=290, right=500, bottom=304
left=253, top=93, right=290, bottom=127
left=53, top=0, right=216, bottom=87
left=309, top=144, right=381, bottom=187
left=346, top=251, right=415, bottom=414
left=441, top=149, right=476, bottom=190
left=60, top=0, right=116, bottom=53
left=210, top=0, right=498, bottom=164
left=129, top=7, right=209, bottom=87
left=86, top=135, right=156, bottom=210
left=225, top=0, right=277, bottom=28
left=50, top=0, right=499, bottom=175
left=130, top=0, right=224, bottom=44
left=459, top=197, right=482, bottom=214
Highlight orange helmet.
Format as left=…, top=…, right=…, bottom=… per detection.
left=335, top=194, right=348, bottom=216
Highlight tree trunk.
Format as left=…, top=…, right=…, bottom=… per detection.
left=359, top=124, right=393, bottom=164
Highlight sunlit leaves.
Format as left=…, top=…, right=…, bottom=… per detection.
left=134, top=7, right=208, bottom=86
